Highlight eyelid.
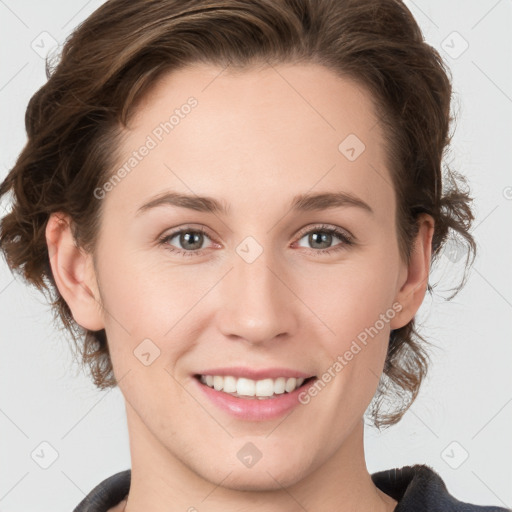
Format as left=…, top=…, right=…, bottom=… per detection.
left=294, top=223, right=354, bottom=244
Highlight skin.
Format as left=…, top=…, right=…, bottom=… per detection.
left=46, top=63, right=434, bottom=512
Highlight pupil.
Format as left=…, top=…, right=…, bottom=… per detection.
left=182, top=232, right=202, bottom=250
left=310, top=232, right=331, bottom=249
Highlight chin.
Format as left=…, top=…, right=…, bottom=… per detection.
left=212, top=466, right=304, bottom=492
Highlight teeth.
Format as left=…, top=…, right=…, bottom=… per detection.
left=199, top=375, right=307, bottom=398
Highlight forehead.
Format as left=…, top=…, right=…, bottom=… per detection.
left=131, top=61, right=382, bottom=144
left=107, top=62, right=393, bottom=219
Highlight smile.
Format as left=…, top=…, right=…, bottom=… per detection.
left=193, top=374, right=318, bottom=421
left=197, top=374, right=313, bottom=399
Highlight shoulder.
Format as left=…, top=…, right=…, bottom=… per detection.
left=371, top=464, right=510, bottom=512
left=73, top=470, right=131, bottom=512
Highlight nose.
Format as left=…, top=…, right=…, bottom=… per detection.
left=215, top=244, right=299, bottom=346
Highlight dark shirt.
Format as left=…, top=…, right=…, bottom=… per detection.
left=73, top=464, right=510, bottom=511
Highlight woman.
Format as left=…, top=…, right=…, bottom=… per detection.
left=0, top=0, right=508, bottom=511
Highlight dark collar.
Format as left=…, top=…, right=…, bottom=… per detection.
left=74, top=464, right=509, bottom=511
left=371, top=464, right=510, bottom=511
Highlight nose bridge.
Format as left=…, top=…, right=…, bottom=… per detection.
left=217, top=236, right=298, bottom=343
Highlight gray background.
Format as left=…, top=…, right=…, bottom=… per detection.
left=1, top=0, right=511, bottom=510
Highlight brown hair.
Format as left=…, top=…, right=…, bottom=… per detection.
left=0, top=0, right=476, bottom=428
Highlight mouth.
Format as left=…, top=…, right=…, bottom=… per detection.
left=193, top=374, right=317, bottom=400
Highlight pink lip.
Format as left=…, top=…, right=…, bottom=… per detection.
left=194, top=366, right=314, bottom=380
left=193, top=375, right=318, bottom=421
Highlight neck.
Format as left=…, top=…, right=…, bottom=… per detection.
left=121, top=404, right=396, bottom=512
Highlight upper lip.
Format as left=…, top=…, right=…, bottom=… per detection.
left=195, top=367, right=315, bottom=380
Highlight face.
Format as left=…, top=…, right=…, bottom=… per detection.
left=61, top=63, right=429, bottom=491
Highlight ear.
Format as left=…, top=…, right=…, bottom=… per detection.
left=390, top=213, right=435, bottom=330
left=45, top=212, right=105, bottom=331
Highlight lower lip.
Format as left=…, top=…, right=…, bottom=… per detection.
left=193, top=376, right=318, bottom=421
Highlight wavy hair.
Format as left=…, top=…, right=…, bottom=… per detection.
left=0, top=0, right=476, bottom=428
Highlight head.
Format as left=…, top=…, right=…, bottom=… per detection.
left=0, top=0, right=475, bottom=490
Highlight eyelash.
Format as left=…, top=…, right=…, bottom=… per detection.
left=158, top=224, right=354, bottom=258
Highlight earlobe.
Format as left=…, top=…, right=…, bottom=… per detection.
left=45, top=212, right=105, bottom=331
left=390, top=214, right=435, bottom=330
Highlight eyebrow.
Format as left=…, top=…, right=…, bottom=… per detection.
left=135, top=190, right=374, bottom=216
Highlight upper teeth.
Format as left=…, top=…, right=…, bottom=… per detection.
left=200, top=375, right=306, bottom=397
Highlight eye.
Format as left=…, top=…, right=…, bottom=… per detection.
left=158, top=226, right=215, bottom=257
left=158, top=223, right=354, bottom=258
left=294, top=224, right=354, bottom=255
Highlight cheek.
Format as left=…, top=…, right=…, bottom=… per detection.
left=94, top=248, right=212, bottom=372
left=295, top=255, right=399, bottom=356
left=96, top=246, right=191, bottom=332
left=309, top=270, right=396, bottom=425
